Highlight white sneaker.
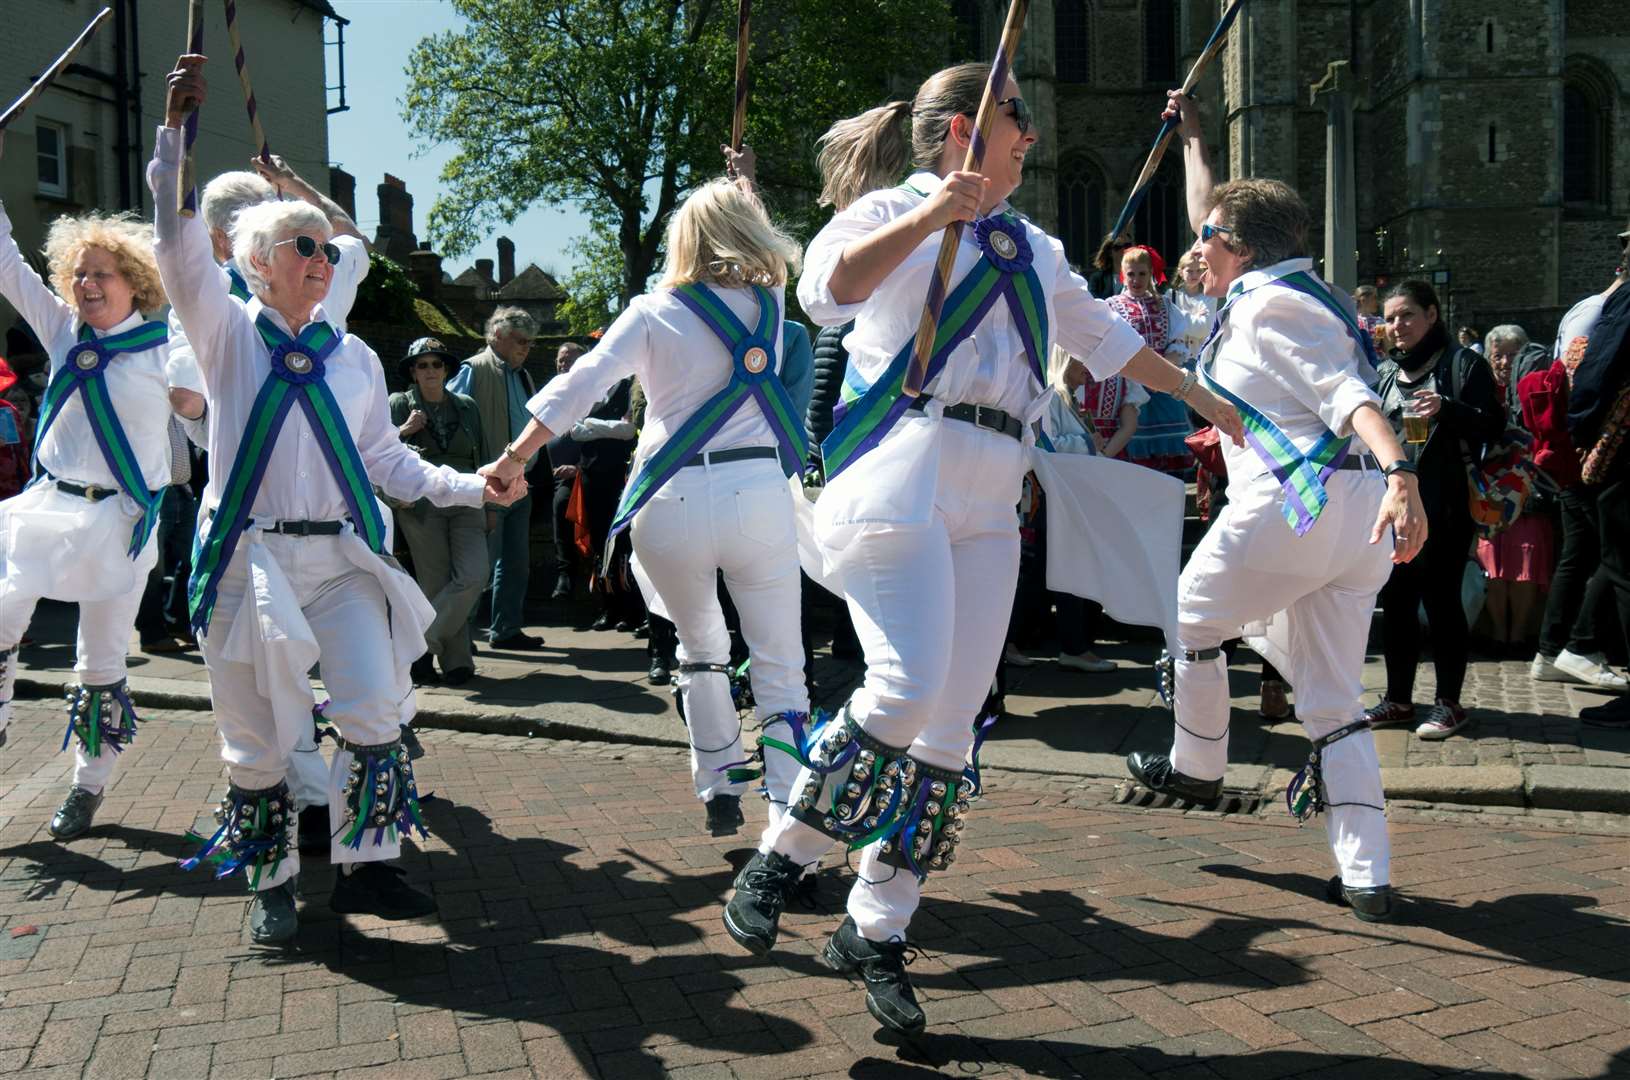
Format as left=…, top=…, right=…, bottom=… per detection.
left=1003, top=644, right=1035, bottom=668
left=1554, top=649, right=1630, bottom=690
left=1530, top=653, right=1571, bottom=682
left=1059, top=652, right=1115, bottom=673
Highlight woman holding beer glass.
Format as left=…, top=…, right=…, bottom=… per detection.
left=1366, top=280, right=1505, bottom=739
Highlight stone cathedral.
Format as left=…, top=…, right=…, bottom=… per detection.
left=959, top=0, right=1627, bottom=338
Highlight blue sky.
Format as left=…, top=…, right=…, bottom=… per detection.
left=327, top=0, right=593, bottom=279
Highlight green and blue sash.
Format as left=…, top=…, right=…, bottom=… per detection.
left=1196, top=268, right=1380, bottom=535
left=226, top=264, right=251, bottom=302
left=187, top=314, right=386, bottom=634
left=31, top=321, right=169, bottom=557
left=822, top=204, right=1049, bottom=479
left=608, top=282, right=806, bottom=537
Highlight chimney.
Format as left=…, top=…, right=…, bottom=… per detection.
left=375, top=174, right=418, bottom=262
left=475, top=258, right=495, bottom=283
left=497, top=236, right=516, bottom=285
left=328, top=167, right=357, bottom=220
left=408, top=241, right=442, bottom=299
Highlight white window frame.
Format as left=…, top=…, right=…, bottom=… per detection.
left=36, top=120, right=69, bottom=199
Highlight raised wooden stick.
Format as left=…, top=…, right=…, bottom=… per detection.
left=901, top=0, right=1029, bottom=398
left=222, top=0, right=271, bottom=165
left=730, top=0, right=751, bottom=151
left=177, top=1, right=205, bottom=217
left=0, top=8, right=114, bottom=133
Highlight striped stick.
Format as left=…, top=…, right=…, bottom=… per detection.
left=730, top=0, right=752, bottom=151
left=177, top=1, right=205, bottom=217
left=1107, top=0, right=1247, bottom=243
left=901, top=0, right=1029, bottom=398
left=0, top=8, right=114, bottom=133
left=222, top=0, right=271, bottom=165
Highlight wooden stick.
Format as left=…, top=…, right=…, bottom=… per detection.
left=730, top=0, right=751, bottom=151
left=0, top=8, right=114, bottom=133
left=901, top=0, right=1029, bottom=399
left=222, top=0, right=271, bottom=165
left=1107, top=0, right=1246, bottom=242
left=177, top=1, right=205, bottom=218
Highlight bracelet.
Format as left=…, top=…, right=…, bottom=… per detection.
left=1381, top=460, right=1417, bottom=479
left=501, top=442, right=526, bottom=465
left=1171, top=370, right=1198, bottom=403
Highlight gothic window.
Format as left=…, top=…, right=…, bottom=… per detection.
left=1564, top=65, right=1613, bottom=210
left=1056, top=0, right=1089, bottom=85
left=951, top=0, right=984, bottom=63
left=1145, top=0, right=1177, bottom=85
left=1057, top=158, right=1105, bottom=268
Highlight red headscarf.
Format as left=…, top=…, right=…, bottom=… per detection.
left=0, top=356, right=16, bottom=397
left=1117, top=245, right=1167, bottom=286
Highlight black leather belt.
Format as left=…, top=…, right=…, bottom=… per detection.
left=683, top=446, right=779, bottom=468
left=257, top=519, right=345, bottom=536
left=1336, top=454, right=1379, bottom=472
left=55, top=479, right=119, bottom=502
left=906, top=395, right=1022, bottom=441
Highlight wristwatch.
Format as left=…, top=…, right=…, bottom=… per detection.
left=502, top=442, right=527, bottom=465
left=1381, top=460, right=1417, bottom=480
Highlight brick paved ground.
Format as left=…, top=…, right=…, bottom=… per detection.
left=1, top=702, right=1628, bottom=1079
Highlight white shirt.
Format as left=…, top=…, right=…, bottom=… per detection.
left=1554, top=292, right=1608, bottom=361
left=0, top=205, right=173, bottom=493
left=1201, top=258, right=1381, bottom=486
left=148, top=126, right=483, bottom=522
left=527, top=286, right=787, bottom=463
left=797, top=172, right=1144, bottom=421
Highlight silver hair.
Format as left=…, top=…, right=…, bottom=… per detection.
left=201, top=171, right=277, bottom=235
left=485, top=306, right=537, bottom=346
left=1484, top=323, right=1529, bottom=354
left=230, top=201, right=332, bottom=297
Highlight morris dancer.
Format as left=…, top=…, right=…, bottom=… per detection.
left=152, top=56, right=524, bottom=944
left=167, top=158, right=376, bottom=856
left=719, top=63, right=1242, bottom=1034
left=0, top=162, right=176, bottom=841
left=481, top=178, right=812, bottom=839
left=1124, top=91, right=1425, bottom=923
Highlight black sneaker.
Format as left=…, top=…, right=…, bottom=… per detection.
left=399, top=724, right=425, bottom=761
left=249, top=880, right=299, bottom=944
left=821, top=915, right=926, bottom=1035
left=442, top=665, right=474, bottom=687
left=1125, top=751, right=1223, bottom=804
left=297, top=805, right=330, bottom=854
left=704, top=794, right=744, bottom=837
left=647, top=659, right=671, bottom=685
left=1326, top=875, right=1396, bottom=923
left=329, top=863, right=437, bottom=920
left=489, top=632, right=544, bottom=651
left=722, top=850, right=803, bottom=955
left=409, top=654, right=439, bottom=685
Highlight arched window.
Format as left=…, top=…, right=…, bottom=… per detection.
left=1131, top=160, right=1185, bottom=268
left=1144, top=0, right=1177, bottom=85
left=951, top=0, right=984, bottom=63
left=1058, top=158, right=1106, bottom=268
left=1564, top=63, right=1613, bottom=210
left=1056, top=0, right=1089, bottom=85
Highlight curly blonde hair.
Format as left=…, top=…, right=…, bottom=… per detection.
left=44, top=212, right=166, bottom=315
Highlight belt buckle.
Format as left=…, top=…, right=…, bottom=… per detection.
left=84, top=483, right=116, bottom=501
left=971, top=405, right=991, bottom=430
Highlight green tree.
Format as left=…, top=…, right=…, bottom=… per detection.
left=403, top=0, right=950, bottom=320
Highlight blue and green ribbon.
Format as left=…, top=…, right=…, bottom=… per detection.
left=187, top=314, right=384, bottom=634
left=31, top=321, right=168, bottom=558
left=226, top=264, right=251, bottom=302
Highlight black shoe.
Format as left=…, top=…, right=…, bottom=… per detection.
left=442, top=665, right=474, bottom=687
left=49, top=786, right=104, bottom=840
left=722, top=850, right=803, bottom=955
left=1326, top=875, right=1396, bottom=923
left=399, top=724, right=425, bottom=761
left=329, top=863, right=437, bottom=920
left=647, top=659, right=671, bottom=685
left=409, top=653, right=439, bottom=685
left=632, top=620, right=650, bottom=640
left=614, top=620, right=637, bottom=633
left=297, top=805, right=330, bottom=854
left=590, top=613, right=613, bottom=632
left=550, top=575, right=572, bottom=600
left=249, top=880, right=299, bottom=944
left=705, top=794, right=744, bottom=837
left=1125, top=751, right=1223, bottom=804
left=821, top=915, right=926, bottom=1035
left=489, top=632, right=544, bottom=651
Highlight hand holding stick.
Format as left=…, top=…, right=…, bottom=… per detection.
left=177, top=1, right=205, bottom=217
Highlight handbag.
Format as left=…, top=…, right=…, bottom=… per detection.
left=565, top=469, right=592, bottom=559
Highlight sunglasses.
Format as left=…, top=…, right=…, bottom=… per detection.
left=997, top=96, right=1032, bottom=136
left=414, top=358, right=445, bottom=370
left=274, top=235, right=342, bottom=265
left=1200, top=222, right=1235, bottom=242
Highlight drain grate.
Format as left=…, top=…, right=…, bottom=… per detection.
left=1113, top=781, right=1265, bottom=815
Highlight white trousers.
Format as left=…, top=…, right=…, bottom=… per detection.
left=764, top=421, right=1024, bottom=941
left=201, top=533, right=411, bottom=890
left=1173, top=470, right=1394, bottom=887
left=631, top=456, right=808, bottom=813
left=0, top=537, right=154, bottom=793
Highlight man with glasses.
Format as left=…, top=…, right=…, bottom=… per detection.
left=449, top=307, right=543, bottom=650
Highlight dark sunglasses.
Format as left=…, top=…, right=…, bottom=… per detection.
left=274, top=234, right=342, bottom=265
left=997, top=96, right=1032, bottom=136
left=413, top=357, right=445, bottom=370
left=1200, top=222, right=1235, bottom=242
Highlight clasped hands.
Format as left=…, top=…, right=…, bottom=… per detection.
left=478, top=457, right=528, bottom=506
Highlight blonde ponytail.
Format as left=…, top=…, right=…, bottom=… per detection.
left=816, top=101, right=912, bottom=211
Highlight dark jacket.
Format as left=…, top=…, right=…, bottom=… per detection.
left=808, top=321, right=851, bottom=450
left=577, top=378, right=635, bottom=478
left=388, top=388, right=484, bottom=472
left=1568, top=283, right=1630, bottom=455
left=1377, top=343, right=1506, bottom=527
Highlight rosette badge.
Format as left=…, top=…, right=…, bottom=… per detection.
left=72, top=345, right=106, bottom=376
left=973, top=216, right=1032, bottom=274
left=271, top=345, right=324, bottom=384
